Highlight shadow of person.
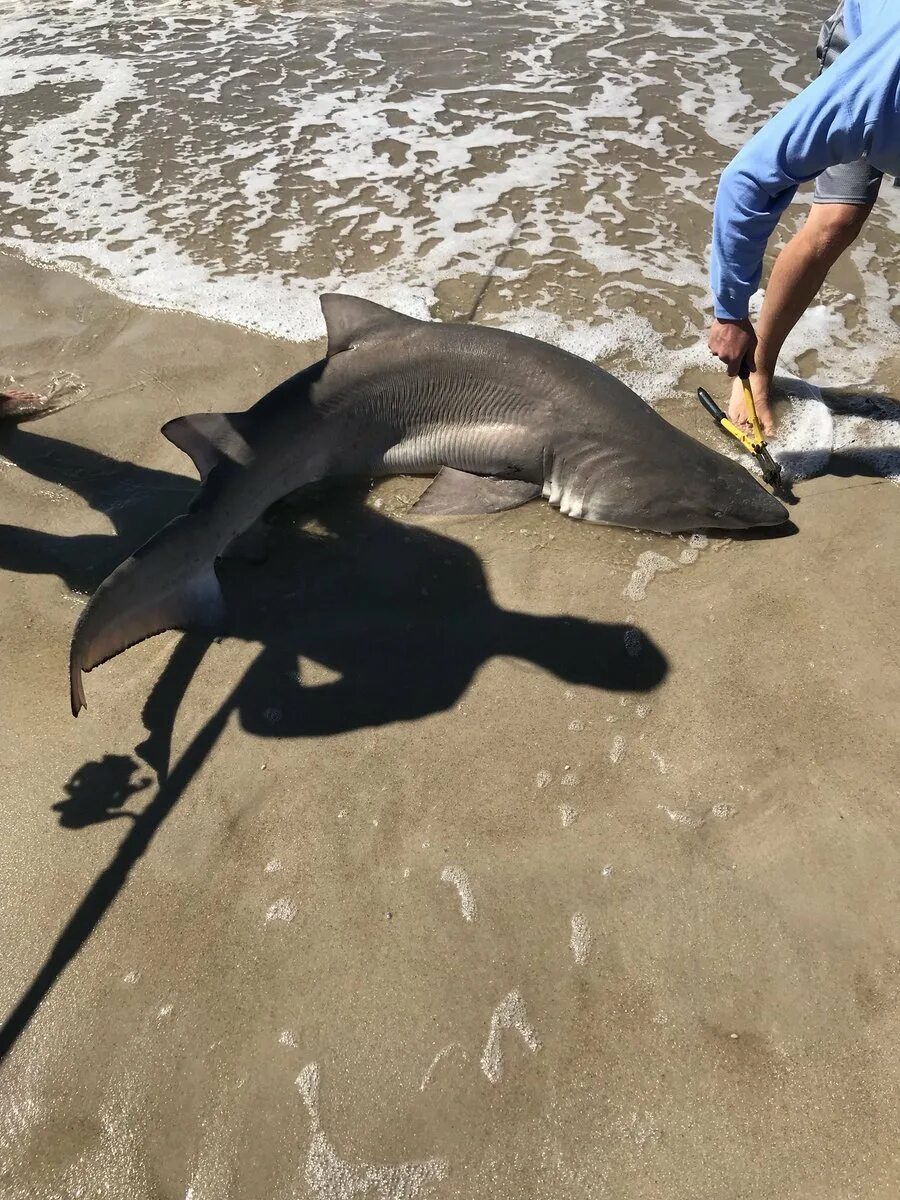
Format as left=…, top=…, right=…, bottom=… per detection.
left=156, top=490, right=668, bottom=748
left=136, top=489, right=668, bottom=776
left=51, top=754, right=150, bottom=829
left=1, top=481, right=668, bottom=1063
left=0, top=423, right=195, bottom=592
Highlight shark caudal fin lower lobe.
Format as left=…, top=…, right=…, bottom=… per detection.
left=69, top=529, right=226, bottom=716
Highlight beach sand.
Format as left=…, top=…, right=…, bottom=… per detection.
left=1, top=251, right=898, bottom=1198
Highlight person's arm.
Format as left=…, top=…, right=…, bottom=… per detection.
left=709, top=14, right=900, bottom=367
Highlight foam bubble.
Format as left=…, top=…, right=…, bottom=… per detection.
left=265, top=897, right=298, bottom=924
left=623, top=551, right=679, bottom=602
left=440, top=865, right=478, bottom=922
left=2, top=0, right=895, bottom=395
left=569, top=913, right=592, bottom=966
left=296, top=1063, right=448, bottom=1197
left=480, top=990, right=540, bottom=1084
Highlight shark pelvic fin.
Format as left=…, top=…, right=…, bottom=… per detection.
left=410, top=468, right=541, bottom=516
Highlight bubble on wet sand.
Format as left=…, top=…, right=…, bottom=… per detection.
left=440, top=865, right=477, bottom=922
left=296, top=1063, right=448, bottom=1198
left=678, top=532, right=709, bottom=565
left=623, top=627, right=643, bottom=657
left=480, top=990, right=540, bottom=1084
left=419, top=1044, right=469, bottom=1092
left=711, top=802, right=736, bottom=819
left=559, top=804, right=578, bottom=828
left=535, top=769, right=552, bottom=788
left=609, top=735, right=626, bottom=764
left=568, top=718, right=585, bottom=732
left=265, top=858, right=282, bottom=874
left=570, top=913, right=592, bottom=966
left=658, top=805, right=703, bottom=829
left=280, top=1030, right=298, bottom=1048
left=266, top=897, right=298, bottom=924
left=623, top=552, right=679, bottom=602
left=560, top=771, right=578, bottom=787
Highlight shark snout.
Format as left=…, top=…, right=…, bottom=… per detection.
left=707, top=476, right=789, bottom=529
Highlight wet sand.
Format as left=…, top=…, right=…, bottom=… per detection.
left=1, top=251, right=899, bottom=1198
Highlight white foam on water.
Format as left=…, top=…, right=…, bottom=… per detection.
left=440, top=865, right=478, bottom=922
left=2, top=0, right=896, bottom=395
left=767, top=372, right=900, bottom=484
left=569, top=913, right=592, bottom=966
left=480, top=990, right=540, bottom=1084
left=296, top=1064, right=448, bottom=1199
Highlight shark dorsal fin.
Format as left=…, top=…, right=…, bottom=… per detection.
left=320, top=294, right=420, bottom=358
left=161, top=413, right=251, bottom=482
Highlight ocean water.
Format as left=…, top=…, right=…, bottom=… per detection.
left=1, top=0, right=898, bottom=402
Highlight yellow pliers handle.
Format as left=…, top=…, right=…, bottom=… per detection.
left=697, top=374, right=783, bottom=492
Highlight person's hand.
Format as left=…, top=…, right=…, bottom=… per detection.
left=708, top=318, right=757, bottom=377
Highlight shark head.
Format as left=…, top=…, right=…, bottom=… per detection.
left=645, top=454, right=789, bottom=532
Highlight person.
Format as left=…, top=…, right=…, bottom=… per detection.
left=707, top=0, right=900, bottom=435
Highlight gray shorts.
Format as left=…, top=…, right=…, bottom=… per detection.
left=812, top=3, right=883, bottom=206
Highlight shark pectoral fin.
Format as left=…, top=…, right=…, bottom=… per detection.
left=161, top=413, right=249, bottom=481
left=410, top=468, right=541, bottom=516
left=69, top=564, right=227, bottom=717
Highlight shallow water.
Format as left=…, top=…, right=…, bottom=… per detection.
left=1, top=0, right=898, bottom=399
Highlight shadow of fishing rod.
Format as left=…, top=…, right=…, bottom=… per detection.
left=0, top=662, right=230, bottom=1062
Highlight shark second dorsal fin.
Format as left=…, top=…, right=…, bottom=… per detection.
left=161, top=413, right=251, bottom=482
left=320, top=294, right=421, bottom=358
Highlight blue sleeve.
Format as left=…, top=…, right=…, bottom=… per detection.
left=709, top=14, right=900, bottom=321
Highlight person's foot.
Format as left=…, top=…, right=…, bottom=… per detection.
left=728, top=371, right=777, bottom=438
left=0, top=387, right=52, bottom=420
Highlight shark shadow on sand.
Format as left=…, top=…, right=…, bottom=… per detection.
left=0, top=437, right=668, bottom=1061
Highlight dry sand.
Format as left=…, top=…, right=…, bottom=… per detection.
left=1, top=252, right=899, bottom=1198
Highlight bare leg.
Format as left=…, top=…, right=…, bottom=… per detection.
left=730, top=201, right=873, bottom=435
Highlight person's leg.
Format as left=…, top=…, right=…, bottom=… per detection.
left=728, top=2, right=878, bottom=435
left=729, top=200, right=873, bottom=434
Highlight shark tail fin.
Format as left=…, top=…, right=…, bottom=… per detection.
left=69, top=518, right=226, bottom=716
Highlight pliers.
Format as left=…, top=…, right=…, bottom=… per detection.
left=697, top=372, right=783, bottom=492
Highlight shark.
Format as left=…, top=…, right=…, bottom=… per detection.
left=69, top=294, right=787, bottom=714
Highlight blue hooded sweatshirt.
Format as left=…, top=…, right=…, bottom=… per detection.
left=710, top=0, right=900, bottom=320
